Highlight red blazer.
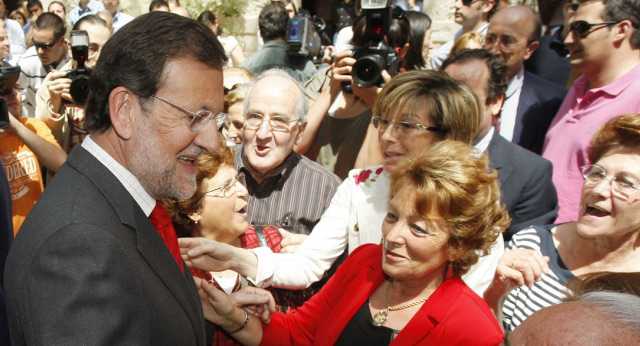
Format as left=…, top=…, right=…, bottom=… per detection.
left=261, top=244, right=503, bottom=345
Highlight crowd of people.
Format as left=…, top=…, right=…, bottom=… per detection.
left=1, top=0, right=640, bottom=345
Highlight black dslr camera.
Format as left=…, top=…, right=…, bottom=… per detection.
left=286, top=11, right=332, bottom=63
left=65, top=30, right=92, bottom=106
left=345, top=0, right=399, bottom=93
left=0, top=65, right=21, bottom=129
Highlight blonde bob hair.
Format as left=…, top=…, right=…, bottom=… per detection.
left=372, top=70, right=482, bottom=145
left=389, top=140, right=510, bottom=275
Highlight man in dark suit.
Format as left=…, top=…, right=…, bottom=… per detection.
left=0, top=161, right=12, bottom=346
left=483, top=5, right=567, bottom=154
left=443, top=49, right=558, bottom=241
left=4, top=12, right=226, bottom=344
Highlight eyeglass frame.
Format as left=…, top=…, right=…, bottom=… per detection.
left=580, top=164, right=640, bottom=200
left=204, top=172, right=246, bottom=198
left=482, top=32, right=534, bottom=52
left=371, top=115, right=441, bottom=135
left=461, top=0, right=482, bottom=6
left=568, top=20, right=621, bottom=39
left=31, top=35, right=63, bottom=50
left=151, top=95, right=226, bottom=132
left=243, top=112, right=301, bottom=133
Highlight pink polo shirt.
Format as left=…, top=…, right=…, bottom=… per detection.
left=542, top=63, right=640, bottom=223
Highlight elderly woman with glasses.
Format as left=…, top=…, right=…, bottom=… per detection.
left=194, top=141, right=507, bottom=345
left=181, top=70, right=504, bottom=298
left=484, top=113, right=640, bottom=332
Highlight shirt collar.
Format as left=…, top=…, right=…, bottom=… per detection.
left=473, top=126, right=494, bottom=156
left=82, top=135, right=156, bottom=216
left=505, top=67, right=525, bottom=99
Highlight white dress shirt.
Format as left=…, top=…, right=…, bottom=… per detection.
left=498, top=67, right=524, bottom=141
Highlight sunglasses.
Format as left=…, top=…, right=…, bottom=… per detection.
left=31, top=37, right=61, bottom=50
left=461, top=0, right=481, bottom=5
left=568, top=20, right=620, bottom=38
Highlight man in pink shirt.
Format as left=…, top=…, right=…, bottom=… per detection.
left=542, top=0, right=640, bottom=223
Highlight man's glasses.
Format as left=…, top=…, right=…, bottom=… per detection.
left=152, top=95, right=226, bottom=132
left=568, top=20, right=620, bottom=38
left=372, top=116, right=441, bottom=136
left=581, top=164, right=640, bottom=200
left=205, top=172, right=246, bottom=198
left=244, top=113, right=299, bottom=132
left=32, top=37, right=61, bottom=50
left=482, top=33, right=523, bottom=52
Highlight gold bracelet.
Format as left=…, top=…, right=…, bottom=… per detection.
left=223, top=308, right=248, bottom=335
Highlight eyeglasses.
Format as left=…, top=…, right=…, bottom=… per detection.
left=581, top=164, right=640, bottom=200
left=244, top=112, right=299, bottom=132
left=372, top=115, right=440, bottom=136
left=32, top=37, right=61, bottom=50
left=482, top=33, right=524, bottom=52
left=152, top=95, right=226, bottom=132
left=568, top=20, right=620, bottom=39
left=205, top=172, right=246, bottom=198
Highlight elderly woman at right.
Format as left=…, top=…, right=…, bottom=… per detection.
left=484, top=113, right=640, bottom=332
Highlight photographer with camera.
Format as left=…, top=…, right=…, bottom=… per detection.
left=0, top=64, right=67, bottom=235
left=297, top=7, right=433, bottom=178
left=35, top=15, right=110, bottom=153
left=240, top=3, right=317, bottom=83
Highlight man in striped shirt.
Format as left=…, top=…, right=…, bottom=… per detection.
left=235, top=69, right=341, bottom=238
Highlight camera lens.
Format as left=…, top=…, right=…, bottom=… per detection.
left=70, top=77, right=90, bottom=106
left=352, top=55, right=384, bottom=88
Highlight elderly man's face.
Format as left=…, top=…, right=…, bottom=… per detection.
left=483, top=7, right=538, bottom=80
left=127, top=58, right=223, bottom=200
left=242, top=76, right=305, bottom=182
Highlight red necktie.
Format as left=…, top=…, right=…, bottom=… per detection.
left=149, top=200, right=184, bottom=273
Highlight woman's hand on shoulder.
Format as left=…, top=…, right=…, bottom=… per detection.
left=486, top=248, right=550, bottom=299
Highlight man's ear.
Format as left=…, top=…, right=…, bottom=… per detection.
left=612, top=19, right=635, bottom=47
left=489, top=93, right=504, bottom=123
left=294, top=121, right=307, bottom=145
left=108, top=86, right=137, bottom=140
left=523, top=40, right=540, bottom=61
left=482, top=0, right=496, bottom=16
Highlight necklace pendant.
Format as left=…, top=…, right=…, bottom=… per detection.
left=372, top=309, right=389, bottom=327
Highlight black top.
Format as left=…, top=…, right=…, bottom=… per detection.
left=335, top=300, right=398, bottom=346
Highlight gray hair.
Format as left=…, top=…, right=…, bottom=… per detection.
left=574, top=291, right=640, bottom=332
left=243, top=68, right=308, bottom=123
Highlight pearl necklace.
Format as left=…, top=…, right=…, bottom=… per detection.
left=372, top=280, right=430, bottom=327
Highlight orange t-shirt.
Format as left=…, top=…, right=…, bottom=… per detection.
left=0, top=118, right=59, bottom=235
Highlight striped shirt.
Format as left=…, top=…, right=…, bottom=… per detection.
left=502, top=225, right=574, bottom=332
left=235, top=148, right=341, bottom=235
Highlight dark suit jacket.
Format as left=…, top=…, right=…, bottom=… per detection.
left=0, top=161, right=12, bottom=345
left=4, top=146, right=207, bottom=345
left=513, top=71, right=567, bottom=154
left=488, top=132, right=558, bottom=242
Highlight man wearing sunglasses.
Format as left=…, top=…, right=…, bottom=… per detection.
left=483, top=5, right=567, bottom=155
left=543, top=0, right=640, bottom=224
left=17, top=13, right=70, bottom=117
left=5, top=12, right=231, bottom=344
left=431, top=0, right=497, bottom=70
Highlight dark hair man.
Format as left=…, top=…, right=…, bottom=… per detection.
left=483, top=5, right=567, bottom=154
left=4, top=12, right=232, bottom=344
left=431, top=0, right=497, bottom=69
left=442, top=48, right=558, bottom=241
left=239, top=3, right=317, bottom=83
left=17, top=12, right=70, bottom=117
left=543, top=0, right=640, bottom=223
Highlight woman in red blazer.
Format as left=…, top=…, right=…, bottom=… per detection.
left=191, top=141, right=507, bottom=345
